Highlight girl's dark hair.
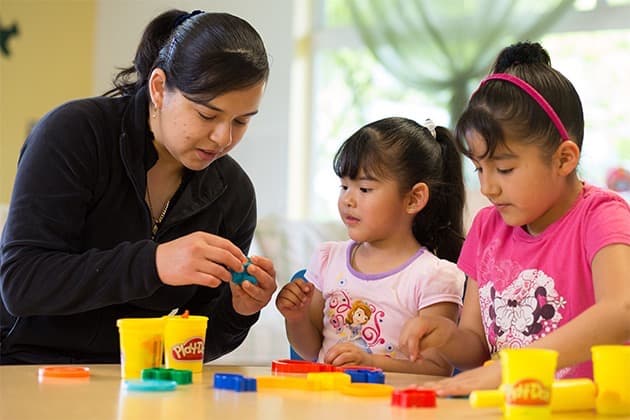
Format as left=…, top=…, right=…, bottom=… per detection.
left=456, top=41, right=584, bottom=160
left=103, top=10, right=269, bottom=103
left=333, top=117, right=465, bottom=263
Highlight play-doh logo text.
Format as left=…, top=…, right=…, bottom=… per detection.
left=171, top=337, right=204, bottom=360
left=506, top=379, right=551, bottom=406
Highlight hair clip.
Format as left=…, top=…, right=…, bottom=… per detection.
left=424, top=119, right=437, bottom=139
left=173, top=10, right=205, bottom=29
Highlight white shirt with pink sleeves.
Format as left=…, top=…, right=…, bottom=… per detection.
left=306, top=240, right=465, bottom=362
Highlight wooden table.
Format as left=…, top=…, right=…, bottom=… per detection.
left=0, top=364, right=602, bottom=419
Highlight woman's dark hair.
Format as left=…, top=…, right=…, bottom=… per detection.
left=333, top=117, right=465, bottom=263
left=103, top=10, right=269, bottom=103
left=456, top=41, right=584, bottom=161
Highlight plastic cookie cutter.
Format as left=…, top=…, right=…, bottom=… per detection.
left=123, top=379, right=177, bottom=392
left=38, top=366, right=91, bottom=379
left=213, top=373, right=257, bottom=392
left=338, top=367, right=385, bottom=384
left=271, top=359, right=335, bottom=374
left=391, top=387, right=437, bottom=408
left=256, top=375, right=310, bottom=390
left=141, top=368, right=193, bottom=385
left=38, top=366, right=91, bottom=384
left=231, top=258, right=257, bottom=285
left=334, top=365, right=382, bottom=372
left=340, top=383, right=395, bottom=398
left=306, top=372, right=352, bottom=391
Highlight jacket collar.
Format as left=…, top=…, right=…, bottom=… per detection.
left=119, top=85, right=155, bottom=197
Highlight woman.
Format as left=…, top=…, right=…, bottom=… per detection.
left=0, top=10, right=277, bottom=364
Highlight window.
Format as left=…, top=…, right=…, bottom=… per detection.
left=293, top=0, right=630, bottom=221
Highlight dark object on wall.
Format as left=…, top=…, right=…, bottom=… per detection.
left=0, top=19, right=19, bottom=58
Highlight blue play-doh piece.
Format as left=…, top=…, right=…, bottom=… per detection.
left=231, top=259, right=257, bottom=285
left=243, top=377, right=257, bottom=391
left=366, top=370, right=385, bottom=384
left=123, top=379, right=177, bottom=392
left=214, top=373, right=241, bottom=390
left=345, top=369, right=367, bottom=383
left=290, top=269, right=307, bottom=282
left=214, top=373, right=257, bottom=392
left=345, top=369, right=385, bottom=384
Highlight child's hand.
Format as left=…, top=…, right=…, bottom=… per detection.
left=275, top=279, right=314, bottom=321
left=323, top=342, right=372, bottom=366
left=399, top=314, right=457, bottom=362
left=423, top=361, right=501, bottom=396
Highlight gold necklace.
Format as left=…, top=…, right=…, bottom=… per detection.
left=146, top=186, right=170, bottom=239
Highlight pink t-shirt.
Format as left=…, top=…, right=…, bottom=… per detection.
left=458, top=184, right=630, bottom=378
left=306, top=240, right=465, bottom=362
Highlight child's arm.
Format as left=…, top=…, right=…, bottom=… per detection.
left=427, top=243, right=630, bottom=396
left=324, top=342, right=453, bottom=376
left=276, top=279, right=324, bottom=361
left=400, top=279, right=490, bottom=369
left=324, top=302, right=461, bottom=376
left=527, top=243, right=630, bottom=365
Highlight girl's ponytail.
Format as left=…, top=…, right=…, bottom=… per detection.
left=430, top=126, right=465, bottom=263
left=103, top=10, right=187, bottom=97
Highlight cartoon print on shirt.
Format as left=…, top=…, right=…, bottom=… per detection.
left=479, top=268, right=565, bottom=352
left=325, top=289, right=351, bottom=333
left=476, top=239, right=566, bottom=352
left=343, top=300, right=373, bottom=352
left=323, top=287, right=387, bottom=353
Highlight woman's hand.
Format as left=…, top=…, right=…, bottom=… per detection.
left=155, top=231, right=247, bottom=287
left=229, top=255, right=277, bottom=316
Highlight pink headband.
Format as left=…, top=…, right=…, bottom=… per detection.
left=479, top=73, right=570, bottom=142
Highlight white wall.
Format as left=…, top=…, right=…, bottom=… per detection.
left=94, top=0, right=294, bottom=218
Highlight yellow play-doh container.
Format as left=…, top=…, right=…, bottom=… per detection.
left=500, top=348, right=558, bottom=419
left=470, top=378, right=596, bottom=413
left=116, top=317, right=165, bottom=379
left=591, top=345, right=630, bottom=416
left=163, top=315, right=208, bottom=373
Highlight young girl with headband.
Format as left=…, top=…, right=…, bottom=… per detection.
left=400, top=41, right=630, bottom=394
left=276, top=117, right=466, bottom=375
